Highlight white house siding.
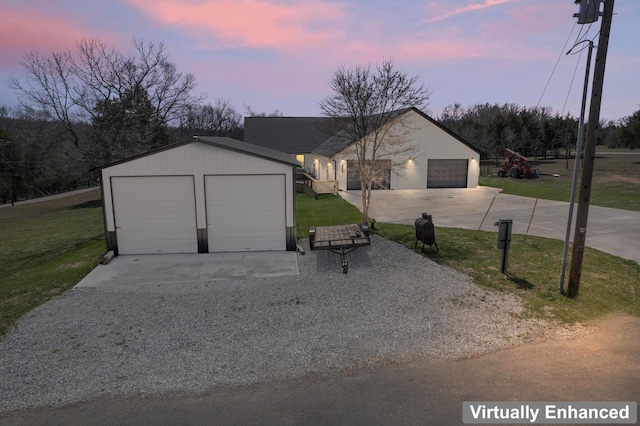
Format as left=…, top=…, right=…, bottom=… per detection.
left=101, top=141, right=295, bottom=254
left=301, top=154, right=333, bottom=180
left=334, top=110, right=479, bottom=190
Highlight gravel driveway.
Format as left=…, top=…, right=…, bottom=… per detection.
left=1, top=236, right=549, bottom=413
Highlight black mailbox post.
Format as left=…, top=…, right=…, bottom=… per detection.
left=496, top=219, right=513, bottom=273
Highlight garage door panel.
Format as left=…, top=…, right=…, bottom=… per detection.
left=112, top=176, right=198, bottom=254
left=206, top=175, right=285, bottom=252
left=427, top=159, right=468, bottom=188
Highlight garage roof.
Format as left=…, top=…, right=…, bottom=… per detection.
left=97, top=136, right=300, bottom=170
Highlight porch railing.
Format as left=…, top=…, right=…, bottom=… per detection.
left=296, top=172, right=338, bottom=198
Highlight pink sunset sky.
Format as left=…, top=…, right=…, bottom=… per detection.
left=0, top=0, right=638, bottom=121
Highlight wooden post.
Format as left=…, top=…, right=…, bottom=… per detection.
left=567, top=0, right=615, bottom=298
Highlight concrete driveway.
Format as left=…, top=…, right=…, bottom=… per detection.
left=76, top=251, right=299, bottom=287
left=340, top=187, right=640, bottom=263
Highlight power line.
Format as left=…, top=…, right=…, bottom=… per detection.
left=549, top=41, right=586, bottom=151
left=536, top=21, right=577, bottom=109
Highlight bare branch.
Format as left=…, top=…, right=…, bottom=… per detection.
left=319, top=58, right=431, bottom=223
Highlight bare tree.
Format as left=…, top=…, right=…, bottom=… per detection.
left=244, top=105, right=283, bottom=117
left=319, top=59, right=431, bottom=224
left=180, top=99, right=243, bottom=138
left=8, top=37, right=204, bottom=165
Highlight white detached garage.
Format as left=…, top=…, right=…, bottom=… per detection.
left=99, top=136, right=299, bottom=255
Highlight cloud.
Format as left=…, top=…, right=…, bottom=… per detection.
left=0, top=5, right=120, bottom=67
left=423, top=0, right=519, bottom=23
left=0, top=7, right=75, bottom=63
left=127, top=0, right=348, bottom=50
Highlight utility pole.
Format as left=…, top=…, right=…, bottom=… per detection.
left=566, top=0, right=615, bottom=298
left=559, top=39, right=593, bottom=295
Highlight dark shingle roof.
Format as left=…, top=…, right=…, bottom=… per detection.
left=244, top=116, right=335, bottom=154
left=243, top=107, right=481, bottom=158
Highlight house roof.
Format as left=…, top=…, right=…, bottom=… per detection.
left=244, top=107, right=481, bottom=158
left=243, top=116, right=335, bottom=154
left=97, top=136, right=299, bottom=170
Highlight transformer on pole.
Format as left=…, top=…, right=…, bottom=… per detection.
left=574, top=0, right=602, bottom=24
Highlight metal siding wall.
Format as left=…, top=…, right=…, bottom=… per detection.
left=100, top=142, right=296, bottom=244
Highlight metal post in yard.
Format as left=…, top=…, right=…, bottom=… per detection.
left=496, top=219, right=513, bottom=274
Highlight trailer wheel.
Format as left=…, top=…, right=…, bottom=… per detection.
left=509, top=167, right=521, bottom=178
left=497, top=170, right=506, bottom=178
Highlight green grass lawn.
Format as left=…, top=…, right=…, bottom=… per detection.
left=480, top=151, right=640, bottom=211
left=296, top=193, right=363, bottom=238
left=375, top=224, right=640, bottom=324
left=0, top=190, right=105, bottom=335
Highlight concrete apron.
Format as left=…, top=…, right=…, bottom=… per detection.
left=339, top=187, right=640, bottom=264
left=76, top=252, right=299, bottom=288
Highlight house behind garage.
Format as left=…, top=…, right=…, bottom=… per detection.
left=98, top=136, right=299, bottom=256
left=244, top=107, right=482, bottom=190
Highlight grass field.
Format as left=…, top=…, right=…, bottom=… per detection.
left=296, top=193, right=363, bottom=238
left=0, top=189, right=105, bottom=336
left=375, top=224, right=640, bottom=324
left=480, top=151, right=640, bottom=211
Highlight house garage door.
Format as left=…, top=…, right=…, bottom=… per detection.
left=427, top=159, right=468, bottom=188
left=111, top=176, right=198, bottom=254
left=206, top=175, right=286, bottom=252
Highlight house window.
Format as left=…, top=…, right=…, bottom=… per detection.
left=296, top=155, right=304, bottom=167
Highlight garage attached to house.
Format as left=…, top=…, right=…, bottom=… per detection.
left=244, top=107, right=482, bottom=191
left=99, top=136, right=298, bottom=256
left=427, top=159, right=469, bottom=188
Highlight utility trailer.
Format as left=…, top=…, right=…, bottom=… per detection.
left=309, top=223, right=371, bottom=273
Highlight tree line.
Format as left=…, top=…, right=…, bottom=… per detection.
left=438, top=102, right=639, bottom=162
left=1, top=37, right=638, bottom=205
left=0, top=38, right=282, bottom=204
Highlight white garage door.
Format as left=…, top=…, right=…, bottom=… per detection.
left=206, top=175, right=286, bottom=252
left=111, top=176, right=198, bottom=254
left=427, top=159, right=468, bottom=188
